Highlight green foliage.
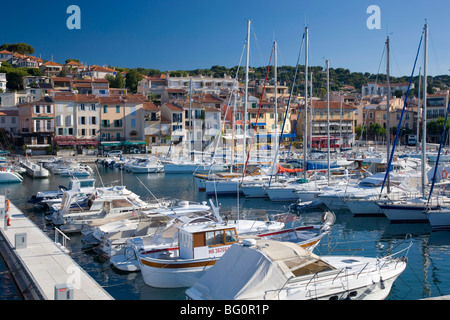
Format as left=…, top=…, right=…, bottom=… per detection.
left=0, top=43, right=35, bottom=55
left=125, top=69, right=143, bottom=93
left=427, top=117, right=450, bottom=136
left=65, top=58, right=80, bottom=64
left=106, top=72, right=125, bottom=88
left=6, top=69, right=29, bottom=91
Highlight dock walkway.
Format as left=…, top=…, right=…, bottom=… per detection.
left=0, top=197, right=113, bottom=300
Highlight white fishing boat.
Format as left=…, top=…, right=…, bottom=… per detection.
left=111, top=208, right=334, bottom=273
left=137, top=209, right=331, bottom=288
left=185, top=237, right=410, bottom=300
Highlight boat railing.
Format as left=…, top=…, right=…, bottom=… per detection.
left=55, top=227, right=70, bottom=252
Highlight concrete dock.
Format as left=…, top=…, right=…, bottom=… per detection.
left=0, top=197, right=113, bottom=300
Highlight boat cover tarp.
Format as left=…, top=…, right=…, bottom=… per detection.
left=187, top=239, right=332, bottom=300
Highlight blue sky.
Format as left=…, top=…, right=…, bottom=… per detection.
left=2, top=0, right=449, bottom=76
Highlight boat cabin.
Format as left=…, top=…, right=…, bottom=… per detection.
left=67, top=178, right=96, bottom=190
left=178, top=224, right=239, bottom=260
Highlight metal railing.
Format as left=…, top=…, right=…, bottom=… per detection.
left=54, top=227, right=70, bottom=252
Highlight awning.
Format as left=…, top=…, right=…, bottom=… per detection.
left=256, top=133, right=296, bottom=138
left=123, top=141, right=146, bottom=145
left=251, top=122, right=266, bottom=126
left=32, top=117, right=54, bottom=120
left=101, top=141, right=122, bottom=146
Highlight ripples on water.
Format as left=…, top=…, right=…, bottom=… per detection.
left=1, top=163, right=450, bottom=300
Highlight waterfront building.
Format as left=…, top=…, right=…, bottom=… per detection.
left=99, top=96, right=125, bottom=147
left=122, top=95, right=147, bottom=152
left=143, top=101, right=162, bottom=146
left=292, top=100, right=357, bottom=149
left=160, top=103, right=185, bottom=144
left=0, top=109, right=19, bottom=141
left=53, top=93, right=100, bottom=154
left=17, top=98, right=55, bottom=155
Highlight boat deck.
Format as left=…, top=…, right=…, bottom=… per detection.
left=0, top=199, right=113, bottom=300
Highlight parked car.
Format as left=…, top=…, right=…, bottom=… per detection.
left=105, top=150, right=123, bottom=157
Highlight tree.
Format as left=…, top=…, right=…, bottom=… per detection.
left=106, top=72, right=124, bottom=88
left=125, top=69, right=143, bottom=93
left=393, top=89, right=403, bottom=98
left=0, top=43, right=34, bottom=55
left=6, top=69, right=29, bottom=91
left=65, top=58, right=80, bottom=64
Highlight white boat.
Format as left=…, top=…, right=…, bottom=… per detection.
left=48, top=186, right=163, bottom=232
left=128, top=157, right=164, bottom=173
left=185, top=237, right=409, bottom=300
left=111, top=199, right=287, bottom=274
left=84, top=201, right=212, bottom=258
left=0, top=166, right=23, bottom=183
left=344, top=185, right=422, bottom=216
left=378, top=196, right=450, bottom=223
left=163, top=159, right=227, bottom=174
left=426, top=207, right=450, bottom=231
left=137, top=210, right=330, bottom=288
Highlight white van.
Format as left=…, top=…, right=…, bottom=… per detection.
left=105, top=150, right=123, bottom=157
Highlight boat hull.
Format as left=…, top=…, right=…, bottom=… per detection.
left=140, top=256, right=217, bottom=288
left=266, top=187, right=300, bottom=202
left=426, top=210, right=450, bottom=230
left=378, top=204, right=431, bottom=223
left=241, top=185, right=268, bottom=198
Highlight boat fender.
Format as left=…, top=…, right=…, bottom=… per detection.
left=5, top=214, right=10, bottom=226
left=6, top=199, right=10, bottom=212
left=379, top=277, right=385, bottom=290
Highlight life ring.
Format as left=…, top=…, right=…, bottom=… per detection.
left=6, top=199, right=10, bottom=212
left=441, top=170, right=448, bottom=179
left=0, top=167, right=5, bottom=172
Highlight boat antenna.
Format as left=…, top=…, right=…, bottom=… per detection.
left=94, top=161, right=105, bottom=187
left=135, top=176, right=161, bottom=205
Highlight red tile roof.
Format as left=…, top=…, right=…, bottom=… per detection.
left=143, top=102, right=159, bottom=111
left=42, top=61, right=63, bottom=67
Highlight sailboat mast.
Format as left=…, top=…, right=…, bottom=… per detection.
left=416, top=66, right=421, bottom=153
left=310, top=71, right=313, bottom=157
left=274, top=41, right=278, bottom=159
left=243, top=20, right=251, bottom=164
left=303, top=26, right=309, bottom=179
left=189, top=77, right=192, bottom=160
left=231, top=90, right=237, bottom=173
left=422, top=23, right=428, bottom=196
left=386, top=36, right=391, bottom=193
left=326, top=59, right=330, bottom=183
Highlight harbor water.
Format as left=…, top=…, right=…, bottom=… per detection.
left=1, top=163, right=450, bottom=300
